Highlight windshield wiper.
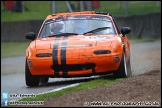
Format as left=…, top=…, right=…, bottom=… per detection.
left=83, top=27, right=110, bottom=35
left=47, top=33, right=79, bottom=37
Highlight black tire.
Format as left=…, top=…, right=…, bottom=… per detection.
left=127, top=54, right=132, bottom=77
left=113, top=52, right=132, bottom=78
left=25, top=60, right=40, bottom=87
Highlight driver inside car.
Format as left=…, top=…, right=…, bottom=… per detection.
left=49, top=22, right=64, bottom=35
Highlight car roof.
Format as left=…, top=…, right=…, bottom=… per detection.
left=45, top=11, right=113, bottom=20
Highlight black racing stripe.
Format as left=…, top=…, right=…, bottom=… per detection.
left=61, top=36, right=68, bottom=76
left=52, top=36, right=60, bottom=76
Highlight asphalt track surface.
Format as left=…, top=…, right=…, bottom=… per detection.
left=1, top=40, right=161, bottom=102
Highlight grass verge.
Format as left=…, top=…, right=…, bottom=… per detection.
left=19, top=76, right=124, bottom=102
left=130, top=38, right=160, bottom=43
left=1, top=41, right=30, bottom=58
left=1, top=1, right=161, bottom=22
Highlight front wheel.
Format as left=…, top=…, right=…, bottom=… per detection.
left=113, top=52, right=132, bottom=78
left=127, top=54, right=132, bottom=77
left=25, top=60, right=40, bottom=87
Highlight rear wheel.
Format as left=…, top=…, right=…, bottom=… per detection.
left=113, top=52, right=132, bottom=78
left=25, top=60, right=40, bottom=87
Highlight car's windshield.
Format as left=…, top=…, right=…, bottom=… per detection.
left=39, top=15, right=116, bottom=38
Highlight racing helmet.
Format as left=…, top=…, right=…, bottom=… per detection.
left=50, top=22, right=63, bottom=34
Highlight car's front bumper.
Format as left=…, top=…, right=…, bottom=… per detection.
left=27, top=53, right=122, bottom=77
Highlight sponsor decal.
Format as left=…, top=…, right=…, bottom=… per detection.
left=85, top=36, right=107, bottom=41
left=60, top=44, right=87, bottom=47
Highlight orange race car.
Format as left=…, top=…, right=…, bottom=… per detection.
left=25, top=11, right=132, bottom=87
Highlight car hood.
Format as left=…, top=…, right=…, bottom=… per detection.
left=35, top=35, right=114, bottom=50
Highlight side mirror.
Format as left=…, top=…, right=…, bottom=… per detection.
left=121, top=27, right=131, bottom=36
left=25, top=32, right=36, bottom=40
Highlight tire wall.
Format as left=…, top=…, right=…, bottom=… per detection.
left=1, top=13, right=161, bottom=42
left=1, top=20, right=43, bottom=42
left=114, top=12, right=161, bottom=39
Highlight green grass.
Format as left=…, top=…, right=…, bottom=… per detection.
left=18, top=77, right=124, bottom=102
left=1, top=1, right=161, bottom=22
left=7, top=76, right=124, bottom=107
left=130, top=38, right=161, bottom=43
left=1, top=41, right=30, bottom=58
left=95, top=1, right=161, bottom=16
